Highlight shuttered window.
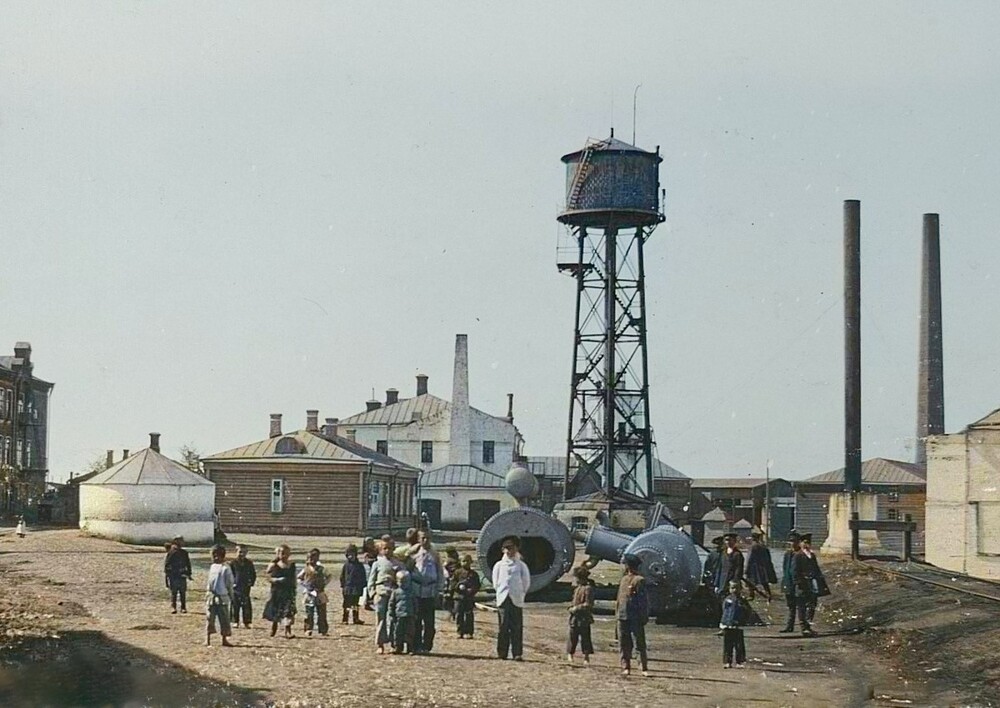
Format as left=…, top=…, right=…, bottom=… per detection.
left=271, top=479, right=284, bottom=513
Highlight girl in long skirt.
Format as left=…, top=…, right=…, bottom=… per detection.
left=266, top=544, right=297, bottom=638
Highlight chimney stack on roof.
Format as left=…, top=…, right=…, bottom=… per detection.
left=269, top=413, right=282, bottom=438
left=449, top=334, right=472, bottom=465
left=366, top=399, right=382, bottom=412
left=306, top=409, right=319, bottom=432
left=323, top=418, right=339, bottom=436
left=506, top=393, right=514, bottom=422
left=416, top=374, right=429, bottom=396
left=386, top=388, right=399, bottom=406
left=149, top=432, right=161, bottom=453
left=105, top=450, right=114, bottom=469
left=122, top=449, right=129, bottom=461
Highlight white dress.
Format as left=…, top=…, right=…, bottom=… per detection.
left=15, top=520, right=26, bottom=536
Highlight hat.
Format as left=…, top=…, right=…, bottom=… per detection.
left=799, top=532, right=813, bottom=543
left=711, top=535, right=724, bottom=545
left=622, top=553, right=642, bottom=569
left=572, top=565, right=591, bottom=579
left=172, top=535, right=184, bottom=543
left=723, top=532, right=739, bottom=540
left=786, top=530, right=801, bottom=541
left=751, top=530, right=764, bottom=539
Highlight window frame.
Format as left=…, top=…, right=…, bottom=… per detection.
left=271, top=478, right=284, bottom=513
left=421, top=441, right=433, bottom=464
left=376, top=439, right=388, bottom=456
left=482, top=440, right=495, bottom=465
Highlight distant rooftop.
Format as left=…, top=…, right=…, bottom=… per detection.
left=801, top=458, right=926, bottom=486
left=420, top=464, right=506, bottom=489
left=691, top=478, right=772, bottom=489
left=204, top=429, right=417, bottom=470
left=525, top=455, right=687, bottom=480
left=83, top=448, right=212, bottom=487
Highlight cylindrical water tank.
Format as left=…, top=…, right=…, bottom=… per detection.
left=558, top=136, right=663, bottom=228
left=477, top=506, right=575, bottom=593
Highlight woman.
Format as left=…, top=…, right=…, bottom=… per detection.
left=265, top=544, right=297, bottom=638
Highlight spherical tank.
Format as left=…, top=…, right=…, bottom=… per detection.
left=558, top=136, right=664, bottom=229
left=477, top=506, right=575, bottom=593
left=623, top=526, right=702, bottom=612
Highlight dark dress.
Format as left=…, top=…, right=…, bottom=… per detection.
left=745, top=543, right=778, bottom=587
left=266, top=562, right=297, bottom=622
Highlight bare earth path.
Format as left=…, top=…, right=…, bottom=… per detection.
left=0, top=530, right=955, bottom=707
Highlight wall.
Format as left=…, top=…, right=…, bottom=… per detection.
left=79, top=484, right=215, bottom=544
left=797, top=485, right=925, bottom=555
left=420, top=487, right=516, bottom=530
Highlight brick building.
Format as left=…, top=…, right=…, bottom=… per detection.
left=0, top=342, right=54, bottom=519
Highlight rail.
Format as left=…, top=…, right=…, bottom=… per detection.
left=861, top=559, right=1000, bottom=604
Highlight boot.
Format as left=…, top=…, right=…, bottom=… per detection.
left=342, top=609, right=350, bottom=625
left=352, top=608, right=365, bottom=625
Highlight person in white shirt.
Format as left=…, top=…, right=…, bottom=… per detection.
left=492, top=535, right=531, bottom=660
left=205, top=544, right=235, bottom=647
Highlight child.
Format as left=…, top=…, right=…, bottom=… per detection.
left=205, top=544, right=235, bottom=647
left=340, top=544, right=367, bottom=625
left=442, top=547, right=460, bottom=618
left=720, top=579, right=749, bottom=668
left=566, top=565, right=594, bottom=664
left=298, top=548, right=329, bottom=637
left=452, top=554, right=481, bottom=639
left=360, top=537, right=377, bottom=611
left=164, top=536, right=192, bottom=614
left=388, top=569, right=416, bottom=654
left=15, top=516, right=26, bottom=538
left=616, top=553, right=649, bottom=677
left=228, top=544, right=256, bottom=629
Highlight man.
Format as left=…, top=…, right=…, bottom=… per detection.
left=368, top=535, right=403, bottom=653
left=412, top=529, right=444, bottom=653
left=702, top=535, right=724, bottom=590
left=492, top=535, right=530, bottom=660
left=164, top=536, right=192, bottom=614
left=797, top=533, right=825, bottom=631
left=616, top=553, right=650, bottom=677
left=780, top=530, right=815, bottom=636
left=716, top=532, right=745, bottom=596
left=745, top=531, right=777, bottom=602
left=229, top=544, right=256, bottom=628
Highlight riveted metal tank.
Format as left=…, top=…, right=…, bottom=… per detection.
left=558, top=135, right=664, bottom=229
left=477, top=505, right=576, bottom=593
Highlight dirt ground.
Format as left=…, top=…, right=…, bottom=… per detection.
left=0, top=528, right=989, bottom=708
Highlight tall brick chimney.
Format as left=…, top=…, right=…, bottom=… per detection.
left=916, top=213, right=945, bottom=464
left=449, top=334, right=471, bottom=465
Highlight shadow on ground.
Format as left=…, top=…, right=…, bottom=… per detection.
left=0, top=630, right=263, bottom=707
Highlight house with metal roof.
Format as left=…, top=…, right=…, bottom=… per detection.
left=202, top=411, right=419, bottom=536
left=926, top=408, right=1000, bottom=580
left=794, top=458, right=926, bottom=555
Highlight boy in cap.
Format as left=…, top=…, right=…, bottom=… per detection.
left=452, top=554, right=481, bottom=639
left=716, top=532, right=745, bottom=596
left=566, top=565, right=595, bottom=664
left=616, top=553, right=650, bottom=677
left=492, top=535, right=530, bottom=660
left=780, top=530, right=814, bottom=635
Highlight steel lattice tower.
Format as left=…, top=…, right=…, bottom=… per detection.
left=558, top=133, right=664, bottom=500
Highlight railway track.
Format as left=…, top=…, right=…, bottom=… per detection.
left=862, top=559, right=1000, bottom=603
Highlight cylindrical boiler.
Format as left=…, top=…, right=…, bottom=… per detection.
left=476, top=506, right=575, bottom=593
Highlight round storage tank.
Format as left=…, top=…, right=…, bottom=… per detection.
left=558, top=136, right=663, bottom=228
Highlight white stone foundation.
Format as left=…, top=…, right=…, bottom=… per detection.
left=822, top=492, right=884, bottom=555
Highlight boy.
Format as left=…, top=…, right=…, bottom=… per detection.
left=452, top=554, right=481, bottom=639
left=340, top=544, right=367, bottom=625
left=720, top=579, right=749, bottom=668
left=164, top=536, right=192, bottom=614
left=566, top=565, right=594, bottom=664
left=492, top=535, right=530, bottom=661
left=229, top=544, right=256, bottom=629
left=616, top=553, right=649, bottom=677
left=368, top=536, right=403, bottom=654
left=205, top=544, right=235, bottom=647
left=388, top=569, right=416, bottom=654
left=298, top=548, right=329, bottom=637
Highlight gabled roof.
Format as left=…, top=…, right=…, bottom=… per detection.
left=691, top=477, right=770, bottom=489
left=701, top=507, right=728, bottom=521
left=337, top=394, right=451, bottom=427
left=82, top=448, right=213, bottom=486
left=969, top=407, right=1000, bottom=430
left=801, top=458, right=926, bottom=486
left=420, top=464, right=506, bottom=489
left=525, top=455, right=687, bottom=480
left=558, top=488, right=651, bottom=510
left=203, top=429, right=416, bottom=469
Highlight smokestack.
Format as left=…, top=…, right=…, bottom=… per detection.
left=916, top=213, right=945, bottom=464
left=844, top=200, right=862, bottom=494
left=366, top=399, right=382, bottom=412
left=416, top=374, right=429, bottom=397
left=450, top=334, right=472, bottom=465
left=306, top=409, right=319, bottom=432
left=386, top=388, right=399, bottom=406
left=105, top=450, right=114, bottom=469
left=323, top=417, right=339, bottom=436
left=122, top=449, right=129, bottom=461
left=506, top=393, right=514, bottom=422
left=149, top=432, right=161, bottom=453
left=269, top=413, right=282, bottom=438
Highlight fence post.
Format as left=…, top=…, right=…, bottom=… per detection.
left=903, top=513, right=913, bottom=562
left=851, top=512, right=860, bottom=560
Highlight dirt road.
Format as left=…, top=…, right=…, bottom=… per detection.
left=0, top=529, right=969, bottom=707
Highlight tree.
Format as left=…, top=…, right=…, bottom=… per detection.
left=178, top=444, right=202, bottom=475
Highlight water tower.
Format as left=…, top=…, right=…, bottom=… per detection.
left=557, top=131, right=664, bottom=500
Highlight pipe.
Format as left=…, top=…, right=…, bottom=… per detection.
left=916, top=213, right=944, bottom=464
left=844, top=200, right=862, bottom=493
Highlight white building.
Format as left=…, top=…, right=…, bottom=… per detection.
left=334, top=334, right=523, bottom=528
left=926, top=408, right=1000, bottom=580
left=80, top=433, right=215, bottom=545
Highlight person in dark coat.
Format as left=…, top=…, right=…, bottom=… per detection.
left=229, top=544, right=256, bottom=628
left=745, top=531, right=778, bottom=601
left=340, top=544, right=367, bottom=625
left=720, top=579, right=749, bottom=668
left=702, top=535, right=724, bottom=589
left=452, top=554, right=481, bottom=639
left=716, top=532, right=745, bottom=596
left=616, top=553, right=650, bottom=677
left=566, top=565, right=595, bottom=664
left=799, top=533, right=828, bottom=626
left=265, top=544, right=297, bottom=638
left=164, top=536, right=192, bottom=614
left=780, top=531, right=815, bottom=636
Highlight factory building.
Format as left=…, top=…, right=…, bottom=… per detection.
left=690, top=477, right=795, bottom=542
left=925, top=408, right=1000, bottom=580
left=203, top=412, right=419, bottom=536
left=0, top=342, right=54, bottom=520
left=795, top=458, right=926, bottom=555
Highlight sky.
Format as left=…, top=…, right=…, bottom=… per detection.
left=2, top=3, right=999, bottom=484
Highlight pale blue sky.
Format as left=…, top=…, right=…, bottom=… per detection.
left=2, top=3, right=998, bottom=482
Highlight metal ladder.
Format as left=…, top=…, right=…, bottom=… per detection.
left=567, top=140, right=599, bottom=209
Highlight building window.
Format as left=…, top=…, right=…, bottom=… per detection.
left=887, top=491, right=900, bottom=503
left=271, top=479, right=284, bottom=513
left=887, top=508, right=899, bottom=521
left=421, top=441, right=433, bottom=464
left=482, top=440, right=495, bottom=465
left=376, top=440, right=388, bottom=455
left=345, top=429, right=356, bottom=442
left=369, top=481, right=381, bottom=517
left=571, top=516, right=590, bottom=531
left=0, top=389, right=6, bottom=419
left=275, top=436, right=305, bottom=455
left=25, top=440, right=32, bottom=467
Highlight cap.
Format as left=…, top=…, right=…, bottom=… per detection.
left=787, top=530, right=801, bottom=541
left=572, top=565, right=591, bottom=579
left=501, top=535, right=521, bottom=549
left=799, top=532, right=813, bottom=543
left=622, top=553, right=642, bottom=569
left=723, top=532, right=739, bottom=540
left=711, top=535, right=724, bottom=545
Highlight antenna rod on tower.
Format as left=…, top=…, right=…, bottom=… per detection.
left=632, top=84, right=642, bottom=145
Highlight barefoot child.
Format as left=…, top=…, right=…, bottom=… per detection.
left=340, top=544, right=367, bottom=625
left=452, top=554, right=481, bottom=639
left=566, top=565, right=595, bottom=664
left=206, top=544, right=235, bottom=647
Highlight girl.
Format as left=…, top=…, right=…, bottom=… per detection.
left=566, top=565, right=595, bottom=664
left=265, top=544, right=297, bottom=638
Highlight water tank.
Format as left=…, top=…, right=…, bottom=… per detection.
left=558, top=135, right=663, bottom=229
